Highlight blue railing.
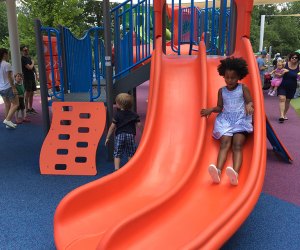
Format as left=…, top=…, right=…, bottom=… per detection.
left=63, top=27, right=105, bottom=101
left=41, top=26, right=105, bottom=102
left=111, top=0, right=154, bottom=79
left=169, top=0, right=232, bottom=55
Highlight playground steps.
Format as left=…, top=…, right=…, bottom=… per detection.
left=51, top=88, right=107, bottom=103
left=40, top=102, right=106, bottom=175
left=114, top=62, right=150, bottom=98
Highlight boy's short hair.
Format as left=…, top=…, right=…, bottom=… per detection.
left=14, top=73, right=23, bottom=78
left=20, top=45, right=27, bottom=51
left=115, top=93, right=133, bottom=110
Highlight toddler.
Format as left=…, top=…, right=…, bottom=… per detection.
left=14, top=73, right=30, bottom=123
left=105, top=93, right=143, bottom=170
left=268, top=61, right=289, bottom=96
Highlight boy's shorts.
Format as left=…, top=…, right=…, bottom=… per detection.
left=113, top=133, right=137, bottom=158
left=0, top=87, right=16, bottom=101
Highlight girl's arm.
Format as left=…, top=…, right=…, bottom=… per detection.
left=242, top=84, right=254, bottom=115
left=8, top=71, right=18, bottom=95
left=275, top=69, right=289, bottom=77
left=201, top=88, right=223, bottom=117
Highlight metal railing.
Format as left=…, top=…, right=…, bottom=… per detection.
left=111, top=0, right=154, bottom=79
left=169, top=0, right=233, bottom=55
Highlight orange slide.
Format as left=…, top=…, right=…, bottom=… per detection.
left=54, top=36, right=266, bottom=249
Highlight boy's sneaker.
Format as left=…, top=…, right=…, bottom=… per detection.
left=3, top=119, right=17, bottom=128
left=30, top=108, right=38, bottom=114
left=31, top=108, right=38, bottom=115
left=27, top=108, right=38, bottom=114
left=270, top=91, right=276, bottom=96
left=208, top=164, right=221, bottom=184
left=226, top=167, right=238, bottom=186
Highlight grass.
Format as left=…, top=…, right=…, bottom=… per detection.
left=291, top=97, right=300, bottom=116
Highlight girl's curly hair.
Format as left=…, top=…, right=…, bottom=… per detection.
left=217, top=57, right=249, bottom=80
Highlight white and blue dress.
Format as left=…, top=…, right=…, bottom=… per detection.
left=213, top=84, right=253, bottom=139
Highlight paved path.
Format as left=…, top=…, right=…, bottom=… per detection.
left=261, top=91, right=300, bottom=205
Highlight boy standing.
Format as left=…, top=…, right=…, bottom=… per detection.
left=14, top=73, right=30, bottom=123
left=105, top=93, right=143, bottom=170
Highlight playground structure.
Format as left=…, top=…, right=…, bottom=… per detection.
left=32, top=0, right=292, bottom=249
left=42, top=0, right=266, bottom=249
left=40, top=102, right=106, bottom=175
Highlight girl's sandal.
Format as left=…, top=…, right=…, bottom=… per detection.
left=208, top=164, right=221, bottom=184
left=226, top=167, right=238, bottom=186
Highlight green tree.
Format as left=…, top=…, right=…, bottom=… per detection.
left=0, top=2, right=9, bottom=48
left=80, top=0, right=104, bottom=28
left=250, top=2, right=300, bottom=57
left=17, top=0, right=86, bottom=58
left=17, top=0, right=118, bottom=58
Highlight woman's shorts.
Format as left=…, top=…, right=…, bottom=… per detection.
left=277, top=85, right=297, bottom=99
left=0, top=87, right=16, bottom=101
left=113, top=133, right=137, bottom=158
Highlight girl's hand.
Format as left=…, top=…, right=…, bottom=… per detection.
left=201, top=108, right=212, bottom=117
left=245, top=103, right=254, bottom=115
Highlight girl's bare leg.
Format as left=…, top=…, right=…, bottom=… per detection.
left=5, top=96, right=19, bottom=121
left=232, top=133, right=247, bottom=173
left=216, top=136, right=232, bottom=171
left=3, top=97, right=11, bottom=118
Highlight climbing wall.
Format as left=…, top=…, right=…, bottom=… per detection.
left=40, top=102, right=106, bottom=175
